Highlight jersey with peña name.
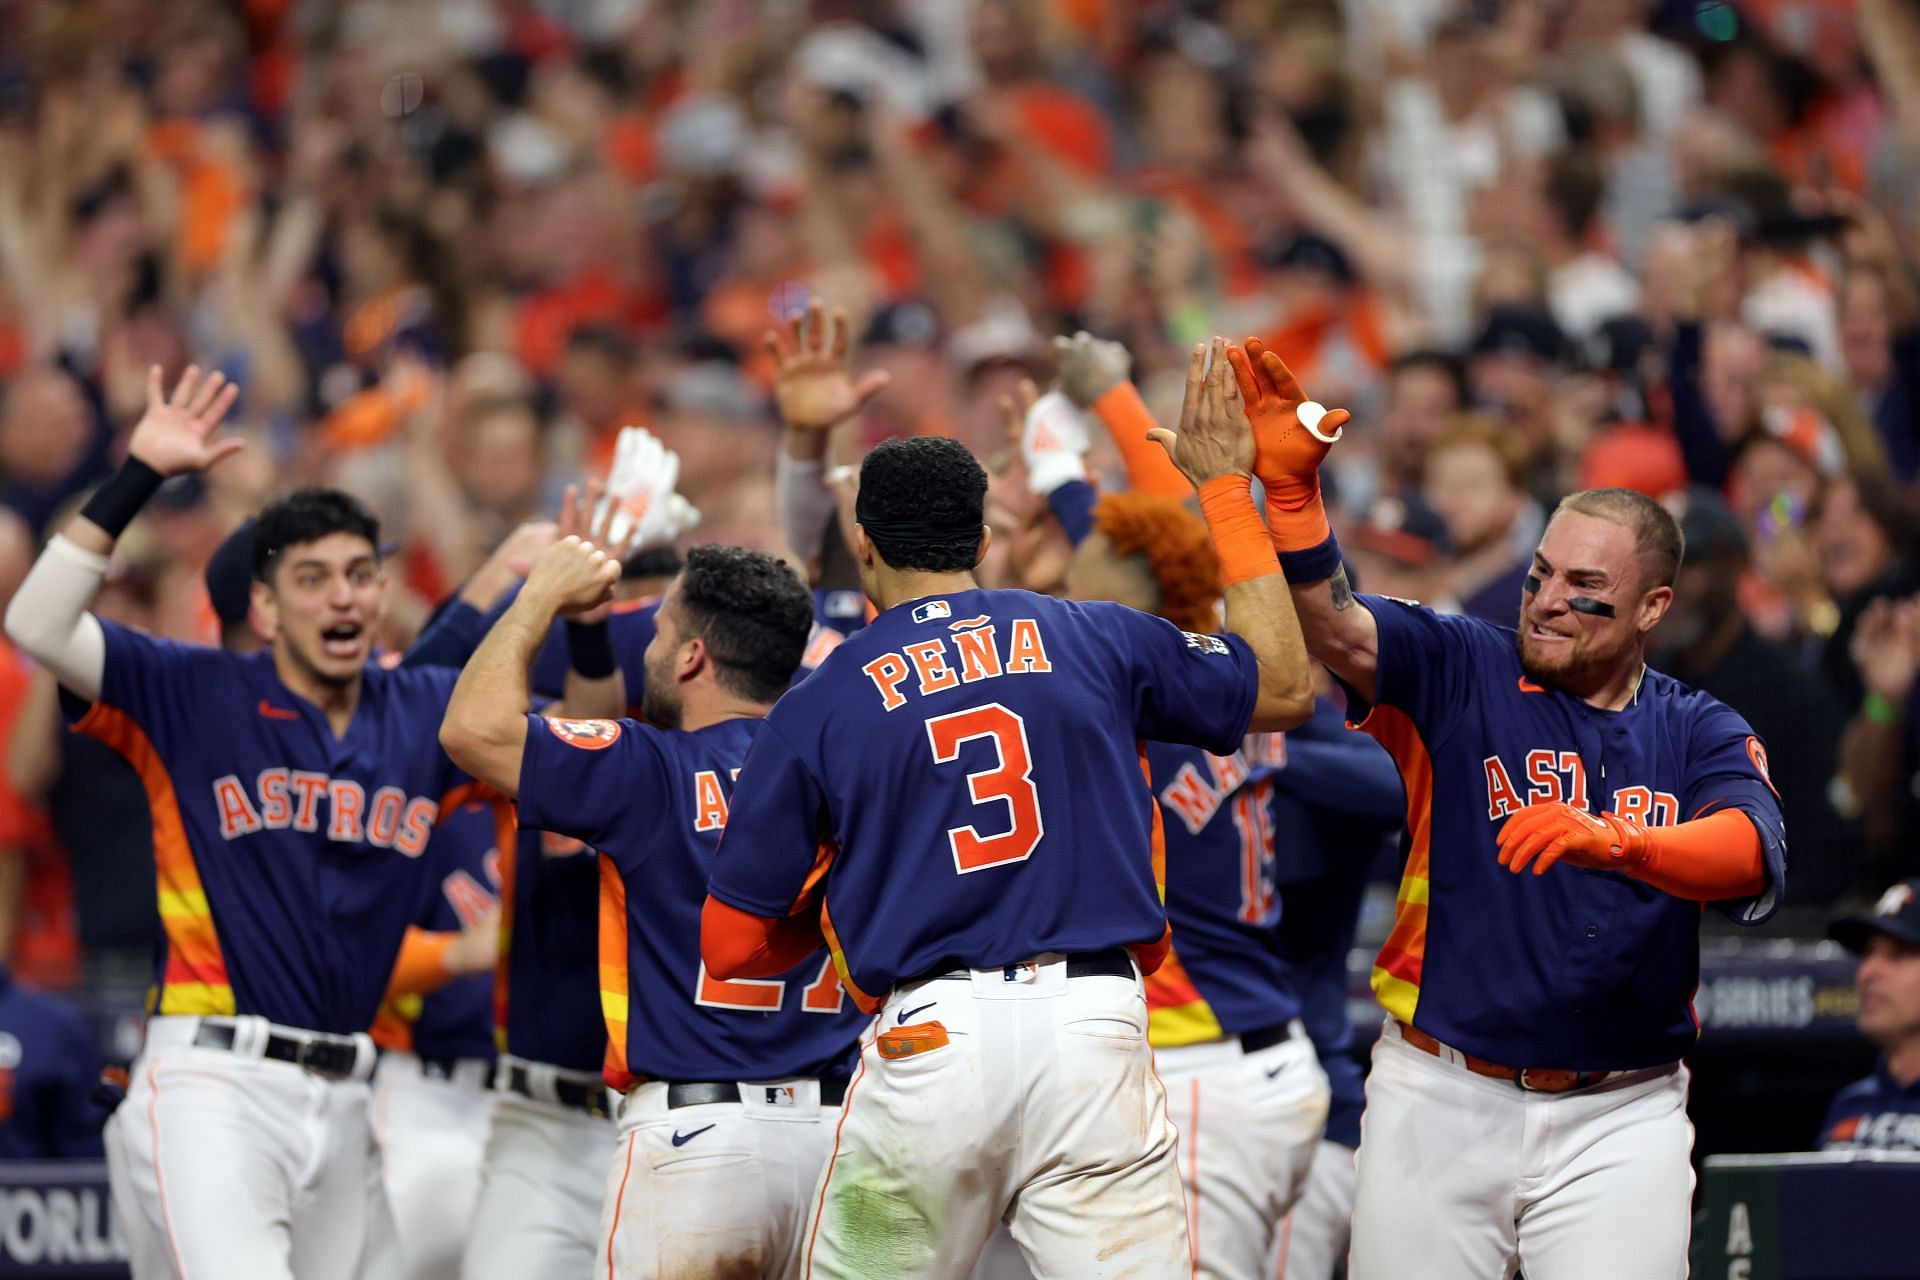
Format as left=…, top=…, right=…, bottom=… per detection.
left=75, top=621, right=472, bottom=1034
left=517, top=714, right=866, bottom=1090
left=708, top=589, right=1259, bottom=1011
left=1354, top=595, right=1787, bottom=1072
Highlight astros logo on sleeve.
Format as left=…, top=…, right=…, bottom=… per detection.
left=547, top=718, right=623, bottom=750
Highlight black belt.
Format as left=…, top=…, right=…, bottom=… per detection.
left=920, top=948, right=1136, bottom=984
left=500, top=1061, right=612, bottom=1119
left=665, top=1077, right=849, bottom=1109
left=193, top=1020, right=362, bottom=1080
left=1238, top=1022, right=1298, bottom=1054
left=416, top=1055, right=488, bottom=1082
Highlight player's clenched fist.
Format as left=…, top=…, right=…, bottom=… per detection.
left=1496, top=801, right=1648, bottom=877
left=1148, top=338, right=1255, bottom=488
left=522, top=535, right=621, bottom=619
left=1226, top=338, right=1349, bottom=486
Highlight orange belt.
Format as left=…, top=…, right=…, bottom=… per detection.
left=1397, top=1022, right=1612, bottom=1094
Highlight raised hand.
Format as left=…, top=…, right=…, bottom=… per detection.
left=558, top=477, right=650, bottom=624
left=128, top=365, right=245, bottom=476
left=1051, top=331, right=1131, bottom=408
left=1852, top=595, right=1920, bottom=705
left=594, top=426, right=701, bottom=551
left=1148, top=338, right=1255, bottom=490
left=522, top=535, right=621, bottom=620
left=1225, top=338, right=1350, bottom=494
left=766, top=298, right=891, bottom=432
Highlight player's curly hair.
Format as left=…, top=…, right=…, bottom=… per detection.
left=1093, top=493, right=1221, bottom=634
left=676, top=544, right=814, bottom=702
left=855, top=437, right=988, bottom=572
left=252, top=488, right=382, bottom=581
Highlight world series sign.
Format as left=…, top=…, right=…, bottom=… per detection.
left=0, top=1162, right=127, bottom=1278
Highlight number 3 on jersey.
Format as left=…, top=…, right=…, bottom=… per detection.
left=925, top=703, right=1043, bottom=873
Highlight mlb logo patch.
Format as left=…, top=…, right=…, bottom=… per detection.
left=912, top=600, right=953, bottom=624
left=1182, top=632, right=1229, bottom=657
left=764, top=1086, right=797, bottom=1107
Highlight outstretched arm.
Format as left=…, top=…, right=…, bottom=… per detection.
left=1150, top=339, right=1314, bottom=731
left=440, top=537, right=621, bottom=797
left=6, top=366, right=241, bottom=701
left=1226, top=339, right=1382, bottom=701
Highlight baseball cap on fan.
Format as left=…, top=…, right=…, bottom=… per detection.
left=1830, top=880, right=1920, bottom=952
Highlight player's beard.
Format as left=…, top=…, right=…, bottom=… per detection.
left=639, top=648, right=683, bottom=730
left=1515, top=622, right=1633, bottom=694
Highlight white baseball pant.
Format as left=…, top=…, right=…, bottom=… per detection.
left=104, top=1015, right=398, bottom=1280
left=1273, top=1138, right=1356, bottom=1280
left=597, top=1077, right=842, bottom=1279
left=462, top=1064, right=616, bottom=1280
left=371, top=1050, right=495, bottom=1280
left=1348, top=1020, right=1692, bottom=1280
left=804, top=955, right=1192, bottom=1280
left=1156, top=1029, right=1330, bottom=1280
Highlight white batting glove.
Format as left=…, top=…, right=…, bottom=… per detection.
left=1021, top=390, right=1093, bottom=497
left=596, top=426, right=703, bottom=549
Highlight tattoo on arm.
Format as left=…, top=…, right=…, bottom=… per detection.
left=1329, top=565, right=1355, bottom=611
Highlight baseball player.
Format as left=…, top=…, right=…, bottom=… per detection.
left=1018, top=432, right=1335, bottom=1279
left=440, top=536, right=870, bottom=1279
left=0, top=963, right=105, bottom=1158
left=701, top=340, right=1318, bottom=1279
left=370, top=798, right=503, bottom=1280
left=4, top=366, right=479, bottom=1280
left=1819, top=879, right=1920, bottom=1152
left=1266, top=685, right=1406, bottom=1280
left=1240, top=338, right=1787, bottom=1278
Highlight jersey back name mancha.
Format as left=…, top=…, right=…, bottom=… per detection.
left=1146, top=735, right=1302, bottom=1046
left=77, top=621, right=472, bottom=1034
left=517, top=715, right=866, bottom=1088
left=708, top=589, right=1260, bottom=1010
left=1355, top=595, right=1788, bottom=1072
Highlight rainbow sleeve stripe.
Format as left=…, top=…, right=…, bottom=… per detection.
left=1145, top=946, right=1223, bottom=1047
left=1356, top=705, right=1433, bottom=1025
left=490, top=802, right=517, bottom=1055
left=597, top=853, right=633, bottom=1091
left=77, top=704, right=235, bottom=1017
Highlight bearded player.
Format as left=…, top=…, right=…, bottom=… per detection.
left=701, top=339, right=1316, bottom=1279
left=1238, top=339, right=1785, bottom=1279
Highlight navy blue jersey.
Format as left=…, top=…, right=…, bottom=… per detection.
left=0, top=969, right=103, bottom=1158
left=1269, top=697, right=1406, bottom=1148
left=1820, top=1062, right=1920, bottom=1152
left=76, top=622, right=471, bottom=1034
left=1355, top=595, right=1787, bottom=1071
left=497, top=823, right=606, bottom=1073
left=1145, top=735, right=1301, bottom=1044
left=383, top=801, right=502, bottom=1062
left=518, top=715, right=867, bottom=1088
left=710, top=590, right=1259, bottom=1011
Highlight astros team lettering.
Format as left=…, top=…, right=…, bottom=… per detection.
left=862, top=616, right=1052, bottom=711
left=211, top=770, right=440, bottom=855
left=1484, top=750, right=1678, bottom=826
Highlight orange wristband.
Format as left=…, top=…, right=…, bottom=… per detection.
left=1263, top=476, right=1331, bottom=551
left=386, top=927, right=456, bottom=999
left=1199, top=476, right=1279, bottom=586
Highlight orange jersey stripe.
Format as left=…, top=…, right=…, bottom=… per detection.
left=490, top=801, right=518, bottom=1053
left=597, top=853, right=634, bottom=1091
left=1356, top=705, right=1435, bottom=1023
left=77, top=704, right=233, bottom=1015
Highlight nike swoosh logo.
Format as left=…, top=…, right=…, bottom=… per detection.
left=670, top=1125, right=715, bottom=1147
left=257, top=700, right=299, bottom=721
left=1266, top=1065, right=1287, bottom=1079
left=897, top=1001, right=936, bottom=1025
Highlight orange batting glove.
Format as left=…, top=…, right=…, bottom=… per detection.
left=1224, top=338, right=1351, bottom=549
left=1496, top=802, right=1647, bottom=877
